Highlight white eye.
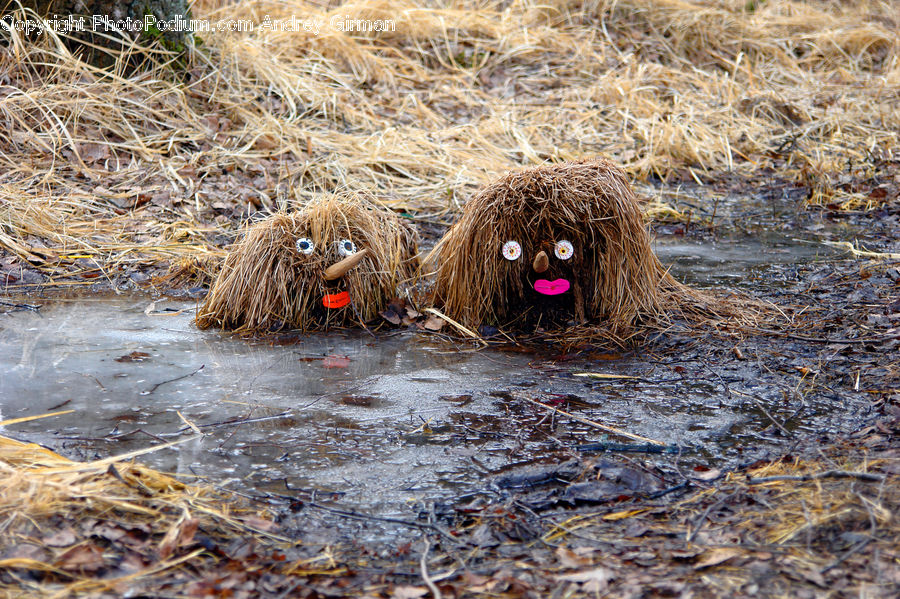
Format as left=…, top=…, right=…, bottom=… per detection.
left=554, top=240, right=574, bottom=260
left=295, top=237, right=315, bottom=255
left=502, top=240, right=521, bottom=261
left=336, top=239, right=357, bottom=257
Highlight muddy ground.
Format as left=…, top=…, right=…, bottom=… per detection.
left=1, top=171, right=898, bottom=598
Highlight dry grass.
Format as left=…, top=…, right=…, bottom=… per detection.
left=0, top=432, right=284, bottom=598
left=0, top=0, right=897, bottom=290
left=539, top=452, right=899, bottom=596
left=427, top=158, right=760, bottom=335
left=428, top=158, right=682, bottom=331
left=195, top=193, right=419, bottom=332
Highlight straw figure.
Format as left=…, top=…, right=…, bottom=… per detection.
left=196, top=195, right=419, bottom=333
left=429, top=158, right=709, bottom=334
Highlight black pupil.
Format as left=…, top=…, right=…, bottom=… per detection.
left=299, top=240, right=309, bottom=250
left=344, top=241, right=353, bottom=251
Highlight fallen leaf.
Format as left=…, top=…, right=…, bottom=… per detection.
left=462, top=572, right=496, bottom=593
left=116, top=351, right=150, bottom=363
left=556, top=546, right=592, bottom=568
left=694, top=547, right=743, bottom=569
left=43, top=529, right=77, bottom=547
left=322, top=355, right=351, bottom=368
left=422, top=315, right=445, bottom=331
left=4, top=544, right=49, bottom=562
left=391, top=585, right=428, bottom=599
left=253, top=134, right=279, bottom=150
left=241, top=516, right=279, bottom=532
left=691, top=468, right=722, bottom=481
left=340, top=395, right=378, bottom=406
left=380, top=308, right=401, bottom=325
left=55, top=543, right=105, bottom=572
left=159, top=517, right=199, bottom=560
left=80, top=143, right=111, bottom=165
left=557, top=567, right=612, bottom=591
left=88, top=521, right=127, bottom=543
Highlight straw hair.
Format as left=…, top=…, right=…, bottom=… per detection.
left=428, top=158, right=700, bottom=332
left=196, top=195, right=418, bottom=333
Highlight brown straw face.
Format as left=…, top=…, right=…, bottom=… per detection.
left=196, top=195, right=419, bottom=333
left=429, top=158, right=684, bottom=333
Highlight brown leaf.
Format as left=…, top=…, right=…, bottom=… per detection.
left=380, top=308, right=401, bottom=325
left=340, top=395, right=378, bottom=406
left=254, top=134, right=279, bottom=150
left=56, top=542, right=105, bottom=572
left=781, top=556, right=827, bottom=587
left=4, top=544, right=49, bottom=562
left=116, top=351, right=150, bottom=363
left=88, top=521, right=127, bottom=543
left=322, top=355, right=351, bottom=369
left=556, top=546, right=591, bottom=568
left=80, top=143, right=111, bottom=165
left=43, top=529, right=77, bottom=547
left=423, top=315, right=445, bottom=331
left=241, top=516, right=279, bottom=532
left=557, top=567, right=612, bottom=586
left=691, top=468, right=722, bottom=482
left=391, top=586, right=428, bottom=599
left=694, top=547, right=743, bottom=569
left=159, top=517, right=199, bottom=560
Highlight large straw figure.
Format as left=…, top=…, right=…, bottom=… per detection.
left=429, top=158, right=693, bottom=333
left=197, top=195, right=419, bottom=333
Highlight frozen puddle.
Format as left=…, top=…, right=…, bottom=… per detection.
left=0, top=298, right=535, bottom=512
left=0, top=282, right=868, bottom=523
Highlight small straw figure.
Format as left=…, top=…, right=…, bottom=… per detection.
left=196, top=195, right=419, bottom=333
left=428, top=158, right=704, bottom=334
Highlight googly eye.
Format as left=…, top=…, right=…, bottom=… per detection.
left=295, top=237, right=315, bottom=255
left=502, top=240, right=522, bottom=261
left=554, top=240, right=574, bottom=260
left=336, top=239, right=358, bottom=257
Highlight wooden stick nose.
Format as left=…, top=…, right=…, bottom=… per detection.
left=323, top=248, right=368, bottom=281
left=533, top=250, right=549, bottom=273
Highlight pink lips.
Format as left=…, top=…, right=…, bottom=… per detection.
left=533, top=278, right=571, bottom=296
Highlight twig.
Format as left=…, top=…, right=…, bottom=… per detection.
left=748, top=328, right=900, bottom=344
left=140, top=364, right=205, bottom=395
left=820, top=537, right=872, bottom=573
left=0, top=409, right=74, bottom=427
left=733, top=390, right=792, bottom=437
left=420, top=540, right=442, bottom=599
left=183, top=410, right=292, bottom=432
left=647, top=481, right=690, bottom=500
left=820, top=240, right=900, bottom=260
left=423, top=308, right=485, bottom=345
left=578, top=442, right=681, bottom=454
left=748, top=470, right=885, bottom=484
left=0, top=300, right=41, bottom=311
left=306, top=501, right=458, bottom=544
left=514, top=394, right=666, bottom=446
left=350, top=300, right=377, bottom=339
left=686, top=494, right=730, bottom=544
left=177, top=411, right=203, bottom=435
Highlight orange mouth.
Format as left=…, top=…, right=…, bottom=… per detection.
left=322, top=291, right=350, bottom=309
